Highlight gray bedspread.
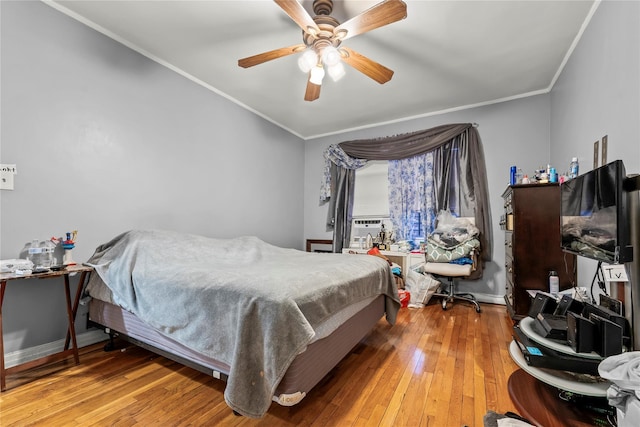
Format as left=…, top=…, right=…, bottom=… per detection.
left=85, top=229, right=399, bottom=418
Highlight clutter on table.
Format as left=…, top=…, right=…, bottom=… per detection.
left=509, top=157, right=579, bottom=185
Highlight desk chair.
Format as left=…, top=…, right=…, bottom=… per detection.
left=423, top=250, right=481, bottom=313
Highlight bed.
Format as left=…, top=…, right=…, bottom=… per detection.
left=84, top=229, right=400, bottom=418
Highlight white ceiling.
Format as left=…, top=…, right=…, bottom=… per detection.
left=47, top=0, right=597, bottom=140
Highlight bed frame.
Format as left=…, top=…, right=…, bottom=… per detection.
left=87, top=294, right=386, bottom=408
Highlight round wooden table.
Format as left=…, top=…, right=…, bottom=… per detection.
left=507, top=369, right=614, bottom=427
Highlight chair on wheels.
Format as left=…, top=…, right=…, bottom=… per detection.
left=423, top=249, right=481, bottom=313
left=421, top=212, right=482, bottom=313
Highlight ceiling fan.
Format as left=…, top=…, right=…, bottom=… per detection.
left=238, top=0, right=407, bottom=101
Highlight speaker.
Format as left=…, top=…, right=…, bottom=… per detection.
left=599, top=295, right=623, bottom=315
left=536, top=313, right=568, bottom=341
left=528, top=293, right=557, bottom=318
left=566, top=312, right=595, bottom=353
left=582, top=302, right=630, bottom=338
left=589, top=314, right=623, bottom=357
left=554, top=295, right=585, bottom=316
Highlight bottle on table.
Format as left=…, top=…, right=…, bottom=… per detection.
left=569, top=157, right=579, bottom=179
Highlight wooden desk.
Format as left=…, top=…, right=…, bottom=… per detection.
left=508, top=369, right=613, bottom=427
left=0, top=264, right=93, bottom=391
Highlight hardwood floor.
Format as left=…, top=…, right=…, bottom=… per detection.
left=0, top=302, right=520, bottom=426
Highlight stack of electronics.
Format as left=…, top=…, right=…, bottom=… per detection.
left=513, top=292, right=630, bottom=376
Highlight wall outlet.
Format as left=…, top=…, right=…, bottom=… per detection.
left=1, top=171, right=14, bottom=190
left=0, top=164, right=17, bottom=190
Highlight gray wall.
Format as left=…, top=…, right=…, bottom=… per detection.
left=0, top=1, right=304, bottom=353
left=551, top=0, right=639, bottom=172
left=550, top=0, right=640, bottom=290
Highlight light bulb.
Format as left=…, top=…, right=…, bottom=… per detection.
left=328, top=62, right=345, bottom=81
left=322, top=46, right=341, bottom=67
left=298, top=50, right=317, bottom=73
left=309, top=64, right=325, bottom=85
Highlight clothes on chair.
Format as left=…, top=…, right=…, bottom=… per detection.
left=450, top=257, right=474, bottom=265
left=425, top=213, right=480, bottom=263
left=421, top=212, right=482, bottom=311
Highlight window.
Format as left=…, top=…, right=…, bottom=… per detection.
left=352, top=155, right=436, bottom=248
left=353, top=161, right=389, bottom=217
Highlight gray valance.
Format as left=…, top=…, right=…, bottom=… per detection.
left=340, top=123, right=475, bottom=160
left=323, top=123, right=492, bottom=264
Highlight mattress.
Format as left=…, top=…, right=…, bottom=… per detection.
left=85, top=272, right=377, bottom=344
left=88, top=294, right=386, bottom=406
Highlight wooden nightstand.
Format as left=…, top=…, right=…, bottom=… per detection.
left=0, top=264, right=93, bottom=391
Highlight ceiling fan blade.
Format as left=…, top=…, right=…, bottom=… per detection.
left=304, top=78, right=321, bottom=102
left=238, top=44, right=306, bottom=68
left=334, top=0, right=407, bottom=41
left=340, top=47, right=393, bottom=84
left=274, top=0, right=321, bottom=35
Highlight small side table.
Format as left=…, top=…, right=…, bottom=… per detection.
left=342, top=248, right=424, bottom=279
left=0, top=264, right=93, bottom=391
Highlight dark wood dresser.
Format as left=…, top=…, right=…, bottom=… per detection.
left=501, top=183, right=577, bottom=319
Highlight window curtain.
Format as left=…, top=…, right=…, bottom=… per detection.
left=433, top=134, right=476, bottom=218
left=388, top=152, right=436, bottom=244
left=326, top=163, right=356, bottom=251
left=320, top=123, right=492, bottom=265
left=320, top=144, right=368, bottom=251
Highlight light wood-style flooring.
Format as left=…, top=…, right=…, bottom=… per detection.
left=0, top=302, right=520, bottom=426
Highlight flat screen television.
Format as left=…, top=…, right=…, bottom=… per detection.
left=560, top=159, right=633, bottom=264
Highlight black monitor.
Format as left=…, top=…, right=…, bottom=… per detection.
left=560, top=160, right=633, bottom=264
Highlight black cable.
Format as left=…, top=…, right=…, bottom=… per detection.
left=590, top=261, right=603, bottom=302
left=597, top=264, right=608, bottom=296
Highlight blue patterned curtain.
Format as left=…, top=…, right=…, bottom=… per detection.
left=388, top=152, right=436, bottom=246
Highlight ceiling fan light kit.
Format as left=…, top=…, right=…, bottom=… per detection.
left=298, top=49, right=318, bottom=73
left=238, top=0, right=407, bottom=101
left=321, top=46, right=341, bottom=67
left=327, top=61, right=345, bottom=81
left=309, top=64, right=326, bottom=85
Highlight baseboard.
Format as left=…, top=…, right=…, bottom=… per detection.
left=435, top=287, right=505, bottom=306
left=4, top=329, right=108, bottom=369
left=474, top=293, right=506, bottom=305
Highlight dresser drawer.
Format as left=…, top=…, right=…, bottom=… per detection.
left=505, top=279, right=514, bottom=310
left=504, top=232, right=513, bottom=258
left=505, top=254, right=514, bottom=280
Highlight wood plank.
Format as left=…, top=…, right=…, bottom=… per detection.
left=0, top=303, right=521, bottom=426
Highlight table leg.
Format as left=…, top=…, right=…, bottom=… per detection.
left=63, top=274, right=80, bottom=365
left=64, top=271, right=90, bottom=351
left=1, top=280, right=6, bottom=391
